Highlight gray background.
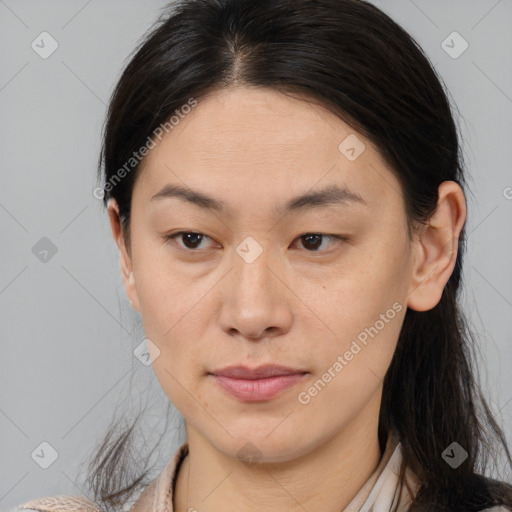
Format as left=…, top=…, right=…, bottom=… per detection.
left=1, top=0, right=511, bottom=510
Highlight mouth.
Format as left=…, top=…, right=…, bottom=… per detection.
left=208, top=364, right=309, bottom=402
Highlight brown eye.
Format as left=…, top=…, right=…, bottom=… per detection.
left=294, top=233, right=346, bottom=252
left=165, top=231, right=213, bottom=250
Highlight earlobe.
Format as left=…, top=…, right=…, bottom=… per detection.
left=407, top=181, right=466, bottom=312
left=107, top=198, right=141, bottom=312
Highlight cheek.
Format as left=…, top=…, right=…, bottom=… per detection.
left=304, top=240, right=408, bottom=391
left=295, top=300, right=403, bottom=432
left=132, top=253, right=221, bottom=401
left=310, top=253, right=404, bottom=338
left=311, top=297, right=403, bottom=389
left=133, top=241, right=203, bottom=335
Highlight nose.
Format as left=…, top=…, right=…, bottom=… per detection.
left=218, top=242, right=293, bottom=341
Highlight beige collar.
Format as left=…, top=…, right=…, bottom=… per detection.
left=130, top=431, right=417, bottom=512
left=17, top=432, right=417, bottom=512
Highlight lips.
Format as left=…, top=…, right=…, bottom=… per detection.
left=209, top=364, right=308, bottom=402
left=210, top=364, right=307, bottom=379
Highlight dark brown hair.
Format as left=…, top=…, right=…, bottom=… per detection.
left=87, top=0, right=512, bottom=510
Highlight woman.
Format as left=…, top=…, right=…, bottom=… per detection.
left=16, top=0, right=512, bottom=511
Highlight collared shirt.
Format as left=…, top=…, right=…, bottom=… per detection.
left=128, top=430, right=417, bottom=512
left=14, top=432, right=508, bottom=512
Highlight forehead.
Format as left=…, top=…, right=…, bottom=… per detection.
left=134, top=86, right=402, bottom=216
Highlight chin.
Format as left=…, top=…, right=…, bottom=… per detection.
left=209, top=423, right=318, bottom=465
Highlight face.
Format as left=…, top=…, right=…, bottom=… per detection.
left=111, top=86, right=418, bottom=463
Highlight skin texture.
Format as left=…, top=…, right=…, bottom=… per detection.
left=108, top=86, right=466, bottom=512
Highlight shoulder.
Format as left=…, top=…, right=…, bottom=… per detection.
left=13, top=495, right=104, bottom=512
left=435, top=474, right=512, bottom=511
left=473, top=474, right=512, bottom=511
left=12, top=444, right=188, bottom=512
left=454, top=474, right=512, bottom=512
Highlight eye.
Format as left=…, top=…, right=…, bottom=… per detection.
left=164, top=231, right=214, bottom=251
left=292, top=233, right=347, bottom=252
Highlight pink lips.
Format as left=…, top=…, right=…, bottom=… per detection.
left=209, top=365, right=308, bottom=402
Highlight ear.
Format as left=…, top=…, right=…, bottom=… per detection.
left=407, top=181, right=467, bottom=312
left=107, top=198, right=141, bottom=312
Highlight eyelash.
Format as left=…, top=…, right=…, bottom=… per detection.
left=163, top=231, right=348, bottom=254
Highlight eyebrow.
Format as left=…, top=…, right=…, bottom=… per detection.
left=150, top=183, right=367, bottom=215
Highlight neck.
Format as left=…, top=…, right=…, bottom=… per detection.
left=174, top=391, right=383, bottom=512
